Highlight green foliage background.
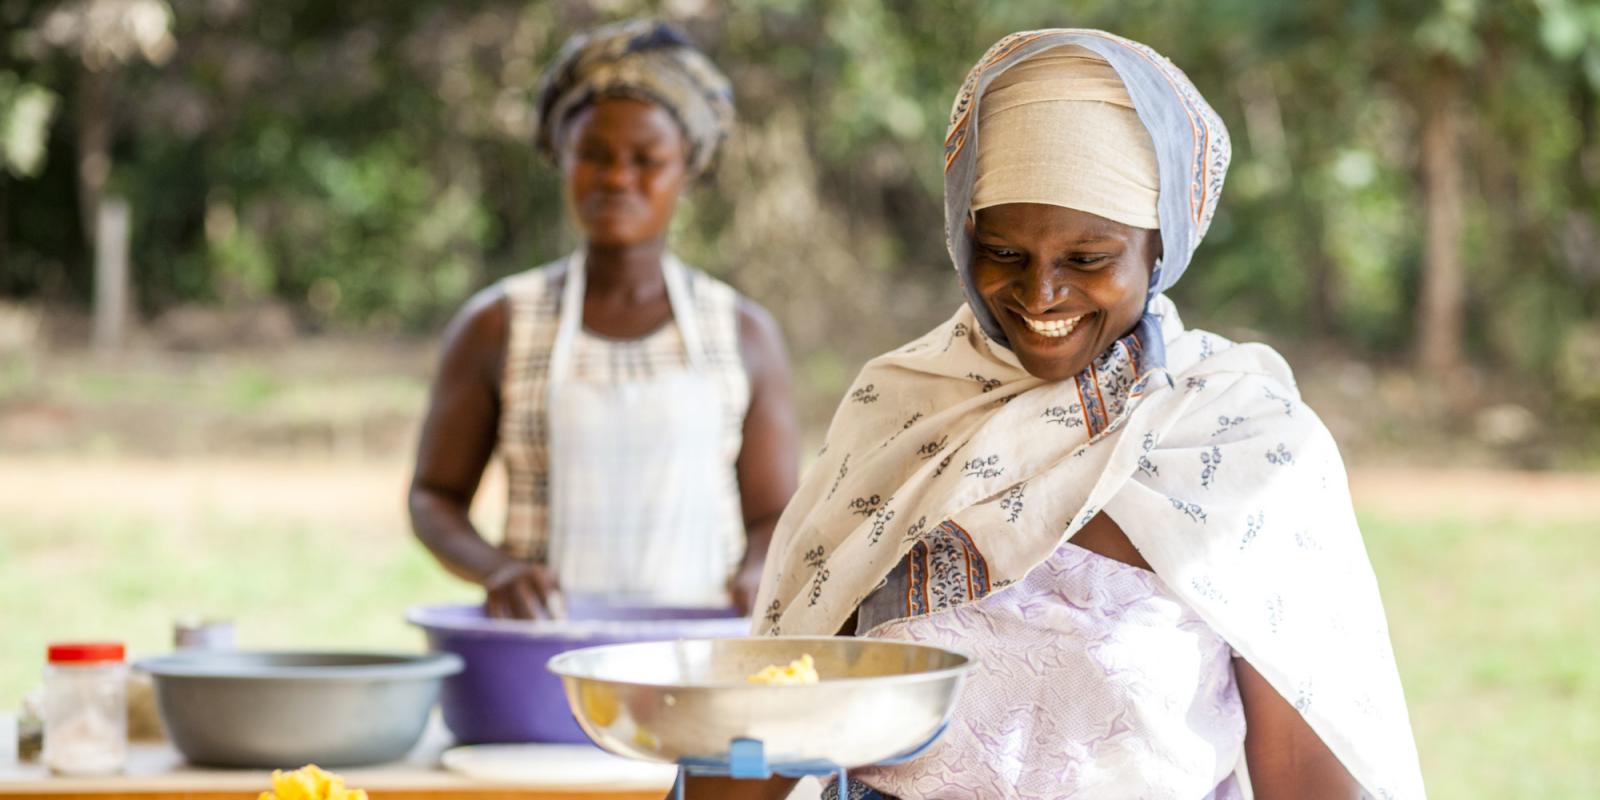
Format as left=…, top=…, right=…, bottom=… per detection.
left=4, top=0, right=1600, bottom=409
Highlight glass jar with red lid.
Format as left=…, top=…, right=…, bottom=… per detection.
left=43, top=642, right=127, bottom=775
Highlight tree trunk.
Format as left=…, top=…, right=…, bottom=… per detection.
left=1416, top=62, right=1467, bottom=378
left=77, top=65, right=111, bottom=250
left=1302, top=197, right=1339, bottom=337
left=94, top=196, right=131, bottom=352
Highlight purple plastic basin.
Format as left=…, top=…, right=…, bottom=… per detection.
left=407, top=600, right=749, bottom=744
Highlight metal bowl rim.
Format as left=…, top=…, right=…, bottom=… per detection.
left=545, top=635, right=975, bottom=690
left=134, top=650, right=464, bottom=681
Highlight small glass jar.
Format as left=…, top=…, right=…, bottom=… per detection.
left=43, top=642, right=127, bottom=776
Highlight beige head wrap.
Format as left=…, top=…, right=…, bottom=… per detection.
left=971, top=46, right=1159, bottom=228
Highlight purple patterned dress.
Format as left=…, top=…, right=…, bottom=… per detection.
left=830, top=538, right=1247, bottom=799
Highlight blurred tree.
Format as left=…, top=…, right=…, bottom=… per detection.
left=0, top=0, right=1596, bottom=418
left=29, top=0, right=175, bottom=245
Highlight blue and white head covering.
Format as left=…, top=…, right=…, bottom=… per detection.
left=943, top=29, right=1232, bottom=369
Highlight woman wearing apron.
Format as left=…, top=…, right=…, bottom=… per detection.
left=409, top=19, right=798, bottom=617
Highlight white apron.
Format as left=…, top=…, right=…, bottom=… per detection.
left=544, top=252, right=730, bottom=606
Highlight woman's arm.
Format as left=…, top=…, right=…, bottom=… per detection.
left=1236, top=657, right=1362, bottom=799
left=407, top=287, right=559, bottom=618
left=727, top=297, right=801, bottom=614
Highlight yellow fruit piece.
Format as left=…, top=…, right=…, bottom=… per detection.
left=260, top=765, right=368, bottom=800
left=746, top=653, right=819, bottom=685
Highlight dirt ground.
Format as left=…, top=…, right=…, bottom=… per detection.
left=1345, top=467, right=1600, bottom=522
left=3, top=456, right=1595, bottom=534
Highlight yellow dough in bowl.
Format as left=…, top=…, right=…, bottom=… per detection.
left=580, top=681, right=621, bottom=727
left=746, top=654, right=820, bottom=685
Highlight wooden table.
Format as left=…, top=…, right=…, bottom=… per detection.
left=0, top=722, right=673, bottom=800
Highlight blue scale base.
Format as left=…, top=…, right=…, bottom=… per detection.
left=669, top=723, right=946, bottom=799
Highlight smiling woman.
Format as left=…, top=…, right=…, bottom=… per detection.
left=690, top=29, right=1427, bottom=800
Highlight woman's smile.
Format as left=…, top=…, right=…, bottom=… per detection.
left=1011, top=307, right=1088, bottom=339
left=1011, top=308, right=1092, bottom=340
left=1003, top=306, right=1102, bottom=369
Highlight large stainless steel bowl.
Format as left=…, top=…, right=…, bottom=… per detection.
left=136, top=650, right=462, bottom=767
left=547, top=637, right=972, bottom=770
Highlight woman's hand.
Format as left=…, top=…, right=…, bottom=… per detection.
left=412, top=288, right=541, bottom=607
left=482, top=560, right=565, bottom=620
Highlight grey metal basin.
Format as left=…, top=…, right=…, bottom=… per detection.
left=547, top=637, right=973, bottom=770
left=136, top=651, right=462, bottom=768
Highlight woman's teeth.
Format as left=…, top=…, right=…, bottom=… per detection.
left=1021, top=313, right=1083, bottom=338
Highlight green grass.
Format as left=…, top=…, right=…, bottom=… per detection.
left=1, top=494, right=1594, bottom=797
left=1362, top=513, right=1600, bottom=799
left=38, top=359, right=427, bottom=420
left=0, top=505, right=478, bottom=711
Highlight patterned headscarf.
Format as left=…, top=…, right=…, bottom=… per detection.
left=533, top=19, right=734, bottom=176
left=944, top=29, right=1231, bottom=368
